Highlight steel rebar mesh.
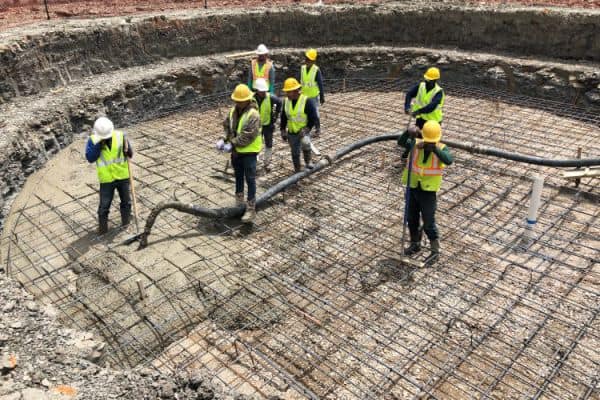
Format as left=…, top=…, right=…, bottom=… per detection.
left=1, top=78, right=598, bottom=399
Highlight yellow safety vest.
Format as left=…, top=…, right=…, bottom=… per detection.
left=284, top=95, right=308, bottom=134
left=229, top=107, right=263, bottom=154
left=301, top=64, right=320, bottom=99
left=91, top=130, right=130, bottom=184
left=251, top=59, right=272, bottom=90
left=401, top=140, right=447, bottom=192
left=259, top=94, right=272, bottom=126
left=411, top=82, right=444, bottom=122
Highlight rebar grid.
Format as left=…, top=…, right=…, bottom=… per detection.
left=1, top=78, right=598, bottom=399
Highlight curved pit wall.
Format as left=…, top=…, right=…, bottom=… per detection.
left=1, top=5, right=600, bottom=268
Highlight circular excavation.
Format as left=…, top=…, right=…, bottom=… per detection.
left=0, top=2, right=599, bottom=400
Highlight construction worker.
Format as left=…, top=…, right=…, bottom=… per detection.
left=280, top=77, right=318, bottom=172
left=253, top=78, right=282, bottom=173
left=85, top=117, right=133, bottom=234
left=248, top=44, right=275, bottom=94
left=400, top=67, right=445, bottom=159
left=300, top=48, right=325, bottom=137
left=219, top=84, right=262, bottom=222
left=397, top=120, right=453, bottom=264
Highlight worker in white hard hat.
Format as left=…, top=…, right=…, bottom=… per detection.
left=280, top=77, right=319, bottom=173
left=300, top=48, right=325, bottom=137
left=253, top=78, right=282, bottom=173
left=85, top=117, right=133, bottom=235
left=220, top=84, right=262, bottom=223
left=248, top=44, right=275, bottom=94
left=399, top=67, right=445, bottom=159
left=397, top=120, right=453, bottom=264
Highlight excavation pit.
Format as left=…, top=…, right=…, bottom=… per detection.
left=1, top=78, right=598, bottom=399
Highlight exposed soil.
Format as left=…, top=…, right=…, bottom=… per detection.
left=1, top=0, right=599, bottom=31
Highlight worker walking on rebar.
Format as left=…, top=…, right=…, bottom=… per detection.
left=300, top=48, right=325, bottom=137
left=280, top=77, right=318, bottom=172
left=401, top=67, right=445, bottom=159
left=85, top=117, right=133, bottom=235
left=248, top=44, right=275, bottom=94
left=253, top=78, right=282, bottom=173
left=397, top=121, right=453, bottom=264
left=218, top=84, right=263, bottom=223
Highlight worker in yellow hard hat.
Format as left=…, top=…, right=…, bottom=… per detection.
left=400, top=67, right=445, bottom=159
left=220, top=83, right=262, bottom=223
left=396, top=120, right=453, bottom=264
left=280, top=77, right=319, bottom=173
left=300, top=48, right=325, bottom=137
left=248, top=44, right=275, bottom=94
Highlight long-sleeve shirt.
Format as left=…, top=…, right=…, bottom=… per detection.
left=85, top=135, right=133, bottom=163
left=256, top=94, right=283, bottom=127
left=247, top=62, right=276, bottom=94
left=404, top=82, right=444, bottom=114
left=223, top=102, right=261, bottom=149
left=397, top=130, right=453, bottom=166
left=279, top=97, right=318, bottom=132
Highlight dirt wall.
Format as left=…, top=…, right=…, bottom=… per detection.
left=1, top=3, right=599, bottom=103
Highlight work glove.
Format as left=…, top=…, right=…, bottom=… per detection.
left=407, top=127, right=420, bottom=138
left=280, top=129, right=288, bottom=141
left=223, top=143, right=233, bottom=153
left=411, top=110, right=420, bottom=117
left=215, top=138, right=225, bottom=151
left=320, top=96, right=325, bottom=105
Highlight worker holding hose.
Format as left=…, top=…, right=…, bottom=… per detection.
left=218, top=84, right=262, bottom=223
left=400, top=67, right=445, bottom=160
left=280, top=77, right=319, bottom=172
left=253, top=78, right=282, bottom=173
left=85, top=117, right=133, bottom=235
left=397, top=121, right=453, bottom=264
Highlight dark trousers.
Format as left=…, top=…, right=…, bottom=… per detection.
left=309, top=97, right=321, bottom=131
left=407, top=187, right=438, bottom=242
left=99, top=179, right=131, bottom=222
left=287, top=133, right=303, bottom=171
left=232, top=153, right=257, bottom=201
left=262, top=124, right=273, bottom=148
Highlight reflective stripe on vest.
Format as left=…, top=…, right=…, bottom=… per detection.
left=91, top=131, right=130, bottom=184
left=300, top=65, right=320, bottom=99
left=401, top=140, right=446, bottom=192
left=412, top=82, right=444, bottom=123
left=259, top=94, right=272, bottom=126
left=252, top=59, right=272, bottom=90
left=229, top=107, right=263, bottom=154
left=284, top=95, right=308, bottom=134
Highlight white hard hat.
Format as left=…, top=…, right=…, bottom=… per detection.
left=93, top=117, right=114, bottom=140
left=254, top=78, right=269, bottom=92
left=256, top=44, right=269, bottom=55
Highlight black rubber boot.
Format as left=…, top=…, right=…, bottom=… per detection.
left=98, top=216, right=109, bottom=235
left=427, top=239, right=440, bottom=265
left=403, top=242, right=421, bottom=256
left=121, top=212, right=131, bottom=227
left=293, top=156, right=302, bottom=173
left=303, top=150, right=314, bottom=170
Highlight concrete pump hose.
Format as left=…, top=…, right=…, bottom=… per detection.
left=136, top=133, right=599, bottom=248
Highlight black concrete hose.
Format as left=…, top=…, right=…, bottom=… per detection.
left=134, top=133, right=599, bottom=248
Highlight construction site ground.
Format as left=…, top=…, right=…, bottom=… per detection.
left=2, top=79, right=598, bottom=399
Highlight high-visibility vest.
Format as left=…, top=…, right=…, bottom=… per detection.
left=411, top=82, right=444, bottom=122
left=251, top=59, right=272, bottom=90
left=229, top=107, right=263, bottom=154
left=91, top=131, right=130, bottom=184
left=284, top=95, right=308, bottom=134
left=300, top=64, right=320, bottom=99
left=401, top=140, right=447, bottom=192
left=259, top=94, right=272, bottom=126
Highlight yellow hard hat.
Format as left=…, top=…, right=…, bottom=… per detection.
left=305, top=48, right=318, bottom=61
left=282, top=77, right=302, bottom=92
left=422, top=121, right=442, bottom=143
left=424, top=67, right=440, bottom=81
left=231, top=84, right=254, bottom=102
